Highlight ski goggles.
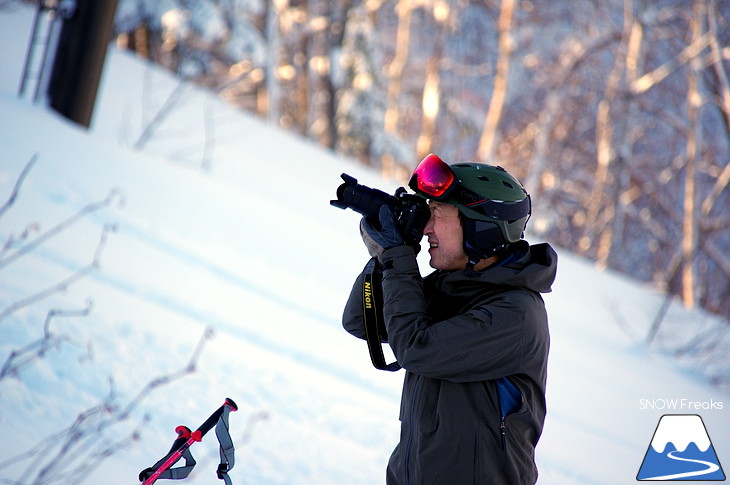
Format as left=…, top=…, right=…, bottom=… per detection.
left=408, top=153, right=531, bottom=221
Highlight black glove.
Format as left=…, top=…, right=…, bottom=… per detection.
left=359, top=206, right=404, bottom=259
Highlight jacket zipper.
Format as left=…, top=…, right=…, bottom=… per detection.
left=500, top=416, right=507, bottom=451
left=404, top=374, right=421, bottom=485
left=495, top=376, right=521, bottom=453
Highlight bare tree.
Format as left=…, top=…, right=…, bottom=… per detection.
left=382, top=0, right=413, bottom=175
left=416, top=2, right=450, bottom=160
left=476, top=0, right=515, bottom=162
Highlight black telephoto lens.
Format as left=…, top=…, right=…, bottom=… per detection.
left=330, top=174, right=397, bottom=221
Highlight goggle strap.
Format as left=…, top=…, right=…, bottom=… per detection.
left=466, top=194, right=531, bottom=221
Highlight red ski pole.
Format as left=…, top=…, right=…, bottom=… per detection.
left=139, top=398, right=237, bottom=485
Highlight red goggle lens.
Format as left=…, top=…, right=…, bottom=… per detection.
left=411, top=154, right=456, bottom=197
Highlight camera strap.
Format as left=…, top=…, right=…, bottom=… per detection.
left=362, top=258, right=401, bottom=372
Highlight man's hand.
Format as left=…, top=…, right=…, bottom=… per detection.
left=360, top=206, right=404, bottom=259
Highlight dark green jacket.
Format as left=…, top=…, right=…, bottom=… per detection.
left=343, top=241, right=557, bottom=485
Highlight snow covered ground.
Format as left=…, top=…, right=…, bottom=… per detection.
left=0, top=4, right=727, bottom=484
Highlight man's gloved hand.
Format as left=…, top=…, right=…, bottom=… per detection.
left=360, top=205, right=404, bottom=259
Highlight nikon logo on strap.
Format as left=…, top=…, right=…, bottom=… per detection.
left=361, top=259, right=400, bottom=371
left=364, top=281, right=373, bottom=309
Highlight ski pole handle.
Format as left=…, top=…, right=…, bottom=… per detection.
left=196, top=398, right=237, bottom=438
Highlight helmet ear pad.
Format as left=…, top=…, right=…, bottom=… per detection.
left=461, top=217, right=509, bottom=260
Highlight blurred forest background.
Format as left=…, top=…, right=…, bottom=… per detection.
left=92, top=1, right=730, bottom=324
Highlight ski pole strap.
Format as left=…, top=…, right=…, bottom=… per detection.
left=142, top=426, right=197, bottom=482
left=362, top=258, right=401, bottom=372
left=139, top=398, right=237, bottom=485
left=215, top=402, right=235, bottom=485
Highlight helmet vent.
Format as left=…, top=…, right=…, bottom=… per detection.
left=477, top=175, right=490, bottom=182
left=502, top=180, right=514, bottom=189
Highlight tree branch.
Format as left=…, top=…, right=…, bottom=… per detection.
left=0, top=224, right=114, bottom=323
left=0, top=154, right=39, bottom=220
left=630, top=32, right=710, bottom=94
left=0, top=189, right=123, bottom=270
left=0, top=300, right=93, bottom=380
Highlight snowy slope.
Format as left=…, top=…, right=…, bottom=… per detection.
left=0, top=4, right=727, bottom=485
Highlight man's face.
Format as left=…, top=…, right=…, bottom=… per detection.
left=423, top=201, right=468, bottom=271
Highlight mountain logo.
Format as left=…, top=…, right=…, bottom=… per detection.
left=637, top=414, right=725, bottom=481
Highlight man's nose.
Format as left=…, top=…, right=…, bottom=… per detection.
left=422, top=217, right=434, bottom=235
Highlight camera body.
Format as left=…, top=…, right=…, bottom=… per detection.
left=330, top=173, right=430, bottom=247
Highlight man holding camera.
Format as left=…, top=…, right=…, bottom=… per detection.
left=340, top=154, right=557, bottom=484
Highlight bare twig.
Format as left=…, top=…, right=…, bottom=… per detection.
left=0, top=300, right=94, bottom=380
left=46, top=416, right=149, bottom=485
left=116, top=326, right=215, bottom=421
left=0, top=224, right=114, bottom=323
left=707, top=1, right=730, bottom=122
left=237, top=410, right=270, bottom=447
left=629, top=32, right=710, bottom=94
left=646, top=293, right=673, bottom=346
left=0, top=154, right=39, bottom=220
left=133, top=81, right=190, bottom=151
left=201, top=94, right=216, bottom=172
left=0, top=188, right=123, bottom=270
left=0, top=222, right=40, bottom=262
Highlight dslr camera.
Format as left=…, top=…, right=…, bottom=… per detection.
left=330, top=173, right=430, bottom=247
